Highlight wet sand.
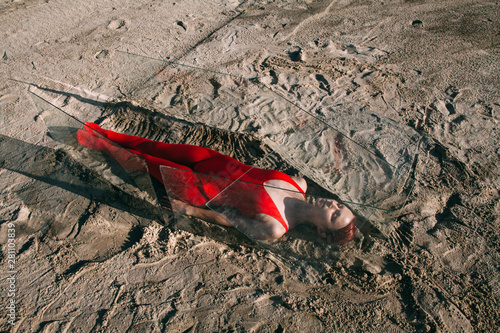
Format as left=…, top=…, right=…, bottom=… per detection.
left=1, top=0, right=499, bottom=332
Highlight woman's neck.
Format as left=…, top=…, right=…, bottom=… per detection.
left=285, top=197, right=326, bottom=230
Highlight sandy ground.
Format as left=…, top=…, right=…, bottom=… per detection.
left=1, top=0, right=499, bottom=332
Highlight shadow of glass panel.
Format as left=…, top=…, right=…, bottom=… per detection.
left=29, top=89, right=158, bottom=209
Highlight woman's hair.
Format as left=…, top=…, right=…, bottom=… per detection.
left=329, top=218, right=358, bottom=245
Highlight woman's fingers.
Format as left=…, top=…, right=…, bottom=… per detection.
left=160, top=196, right=173, bottom=211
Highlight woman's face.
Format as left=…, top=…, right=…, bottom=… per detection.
left=316, top=198, right=355, bottom=231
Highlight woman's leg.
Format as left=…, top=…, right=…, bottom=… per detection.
left=83, top=122, right=219, bottom=167
left=138, top=152, right=209, bottom=206
left=77, top=128, right=208, bottom=206
left=77, top=128, right=145, bottom=171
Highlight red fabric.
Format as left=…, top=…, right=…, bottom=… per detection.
left=78, top=123, right=304, bottom=231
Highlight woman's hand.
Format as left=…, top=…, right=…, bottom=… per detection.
left=161, top=196, right=285, bottom=240
left=161, top=196, right=192, bottom=215
left=171, top=198, right=193, bottom=215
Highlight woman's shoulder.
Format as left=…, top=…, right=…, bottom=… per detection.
left=289, top=176, right=307, bottom=193
left=264, top=177, right=307, bottom=194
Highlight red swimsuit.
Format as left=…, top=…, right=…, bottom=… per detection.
left=78, top=123, right=305, bottom=231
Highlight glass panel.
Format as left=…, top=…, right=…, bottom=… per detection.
left=26, top=51, right=426, bottom=282
left=113, top=51, right=424, bottom=233
left=29, top=89, right=159, bottom=215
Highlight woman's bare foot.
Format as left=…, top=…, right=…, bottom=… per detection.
left=77, top=126, right=146, bottom=172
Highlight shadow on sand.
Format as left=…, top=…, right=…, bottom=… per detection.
left=0, top=133, right=163, bottom=223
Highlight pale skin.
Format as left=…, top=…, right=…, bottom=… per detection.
left=166, top=176, right=356, bottom=241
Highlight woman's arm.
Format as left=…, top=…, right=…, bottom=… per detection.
left=168, top=199, right=286, bottom=240
left=175, top=200, right=232, bottom=227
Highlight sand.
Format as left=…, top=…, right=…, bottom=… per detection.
left=1, top=0, right=499, bottom=332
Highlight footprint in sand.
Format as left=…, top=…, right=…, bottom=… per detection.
left=289, top=47, right=304, bottom=62
left=107, top=19, right=126, bottom=30
left=315, top=74, right=332, bottom=95
left=411, top=20, right=423, bottom=28
left=176, top=20, right=187, bottom=31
